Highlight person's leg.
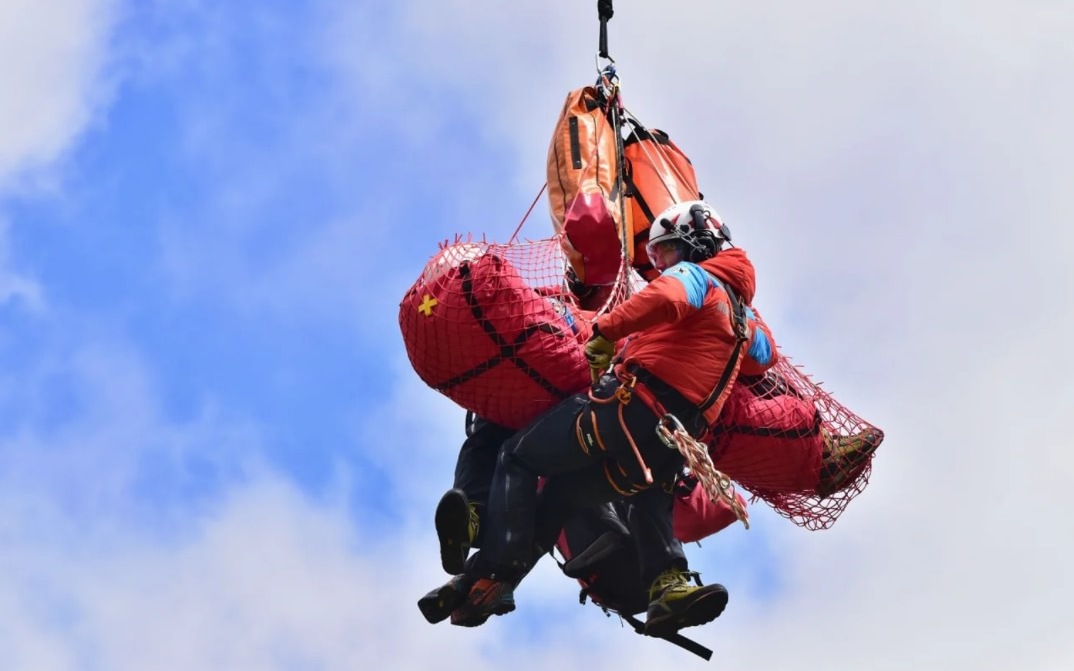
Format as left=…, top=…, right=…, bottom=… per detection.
left=479, top=394, right=596, bottom=578
left=494, top=378, right=683, bottom=587
left=449, top=460, right=624, bottom=627
left=629, top=487, right=686, bottom=586
left=531, top=462, right=626, bottom=558
left=420, top=415, right=516, bottom=624
left=451, top=391, right=634, bottom=627
left=452, top=374, right=695, bottom=625
left=628, top=486, right=729, bottom=637
left=436, top=415, right=516, bottom=574
left=452, top=414, right=516, bottom=507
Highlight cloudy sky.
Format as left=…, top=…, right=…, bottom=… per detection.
left=2, top=1, right=1072, bottom=669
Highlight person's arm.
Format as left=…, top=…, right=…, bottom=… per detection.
left=595, top=262, right=711, bottom=341
left=739, top=305, right=778, bottom=376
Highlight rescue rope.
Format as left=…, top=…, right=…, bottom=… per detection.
left=656, top=414, right=751, bottom=530
left=587, top=382, right=653, bottom=486
left=506, top=183, right=547, bottom=246
left=592, top=65, right=635, bottom=300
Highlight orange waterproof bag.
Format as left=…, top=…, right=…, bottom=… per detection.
left=546, top=86, right=630, bottom=287
left=623, top=125, right=700, bottom=280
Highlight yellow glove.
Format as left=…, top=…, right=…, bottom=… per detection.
left=584, top=325, right=615, bottom=384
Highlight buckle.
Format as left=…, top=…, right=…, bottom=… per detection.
left=614, top=374, right=636, bottom=404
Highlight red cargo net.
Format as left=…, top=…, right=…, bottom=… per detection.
left=399, top=237, right=882, bottom=528
left=710, top=360, right=883, bottom=530
left=399, top=238, right=633, bottom=430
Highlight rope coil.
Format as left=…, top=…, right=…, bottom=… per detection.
left=656, top=414, right=750, bottom=530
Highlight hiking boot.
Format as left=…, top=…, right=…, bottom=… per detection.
left=449, top=577, right=515, bottom=627
left=417, top=574, right=473, bottom=624
left=435, top=489, right=479, bottom=575
left=816, top=428, right=884, bottom=497
left=643, top=568, right=728, bottom=638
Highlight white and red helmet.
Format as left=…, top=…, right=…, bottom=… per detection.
left=646, top=200, right=731, bottom=264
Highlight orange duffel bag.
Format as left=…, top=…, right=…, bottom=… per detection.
left=622, top=123, right=701, bottom=280
left=546, top=85, right=630, bottom=287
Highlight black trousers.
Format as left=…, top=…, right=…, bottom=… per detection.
left=627, top=486, right=688, bottom=586
left=475, top=374, right=687, bottom=581
left=449, top=415, right=515, bottom=548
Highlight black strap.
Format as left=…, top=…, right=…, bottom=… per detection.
left=623, top=122, right=671, bottom=148
left=697, top=277, right=749, bottom=413
left=597, top=0, right=614, bottom=59
left=569, top=576, right=714, bottom=660
left=620, top=612, right=713, bottom=661
left=621, top=121, right=658, bottom=228
left=437, top=263, right=573, bottom=399
left=622, top=168, right=655, bottom=224
left=626, top=363, right=706, bottom=437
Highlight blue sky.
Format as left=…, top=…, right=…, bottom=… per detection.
left=2, top=1, right=1073, bottom=669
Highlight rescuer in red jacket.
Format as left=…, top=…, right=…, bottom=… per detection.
left=448, top=201, right=776, bottom=636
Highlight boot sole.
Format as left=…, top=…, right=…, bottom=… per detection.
left=417, top=579, right=469, bottom=624
left=435, top=489, right=471, bottom=575
left=645, top=586, right=728, bottom=639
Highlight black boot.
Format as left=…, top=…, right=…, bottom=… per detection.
left=435, top=489, right=479, bottom=575
left=417, top=574, right=473, bottom=624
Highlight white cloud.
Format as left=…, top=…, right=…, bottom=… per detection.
left=0, top=0, right=120, bottom=189
left=0, top=0, right=118, bottom=311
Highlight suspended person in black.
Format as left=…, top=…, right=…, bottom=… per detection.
left=449, top=201, right=779, bottom=637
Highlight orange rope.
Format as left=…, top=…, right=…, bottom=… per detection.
left=507, top=183, right=547, bottom=246
left=588, top=378, right=652, bottom=486
left=619, top=402, right=653, bottom=485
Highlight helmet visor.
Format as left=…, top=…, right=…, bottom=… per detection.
left=648, top=239, right=686, bottom=272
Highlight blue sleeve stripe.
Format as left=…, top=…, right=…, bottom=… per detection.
left=663, top=262, right=710, bottom=309
left=742, top=305, right=773, bottom=365
left=748, top=328, right=774, bottom=365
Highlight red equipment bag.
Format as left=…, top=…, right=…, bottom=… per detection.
left=399, top=242, right=591, bottom=429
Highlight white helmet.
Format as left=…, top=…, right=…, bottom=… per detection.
left=646, top=200, right=731, bottom=264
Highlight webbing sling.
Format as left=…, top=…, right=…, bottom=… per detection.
left=697, top=274, right=749, bottom=414
left=619, top=612, right=713, bottom=661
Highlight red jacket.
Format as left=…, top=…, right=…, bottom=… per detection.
left=595, top=248, right=777, bottom=426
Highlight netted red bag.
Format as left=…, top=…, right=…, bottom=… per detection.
left=399, top=241, right=592, bottom=429
left=708, top=358, right=884, bottom=530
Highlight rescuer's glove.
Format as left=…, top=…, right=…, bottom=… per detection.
left=585, top=323, right=615, bottom=384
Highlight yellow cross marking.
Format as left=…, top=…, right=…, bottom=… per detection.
left=418, top=294, right=438, bottom=316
